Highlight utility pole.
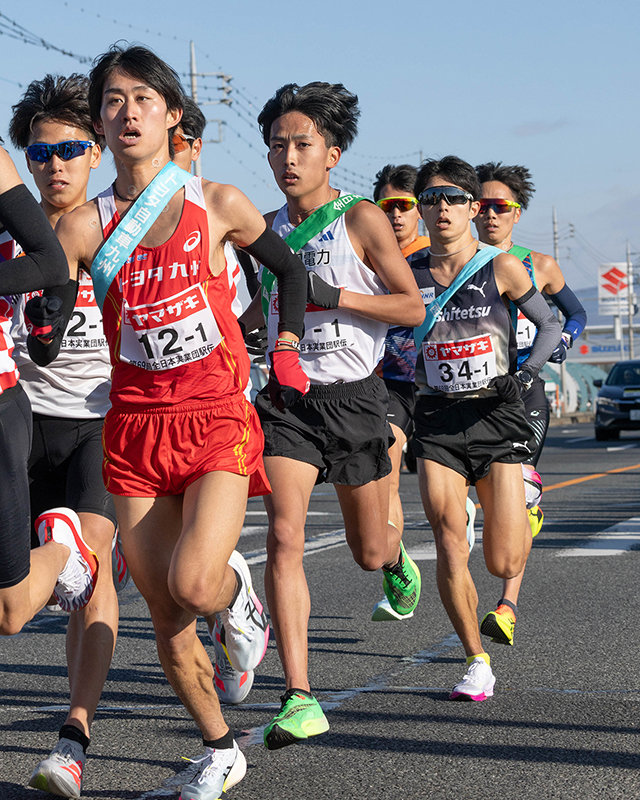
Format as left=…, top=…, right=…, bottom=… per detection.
left=627, top=240, right=635, bottom=359
left=189, top=41, right=201, bottom=177
left=552, top=206, right=567, bottom=415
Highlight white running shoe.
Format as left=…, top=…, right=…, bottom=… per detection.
left=179, top=741, right=246, bottom=800
left=466, top=496, right=476, bottom=553
left=371, top=597, right=414, bottom=621
left=216, top=551, right=269, bottom=672
left=210, top=618, right=254, bottom=704
left=28, top=737, right=85, bottom=798
left=111, top=528, right=130, bottom=593
left=450, top=657, right=495, bottom=701
left=35, top=508, right=99, bottom=613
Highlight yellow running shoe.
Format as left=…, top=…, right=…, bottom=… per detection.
left=528, top=505, right=544, bottom=538
left=480, top=604, right=516, bottom=646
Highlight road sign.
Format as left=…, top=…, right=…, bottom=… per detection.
left=598, top=262, right=630, bottom=316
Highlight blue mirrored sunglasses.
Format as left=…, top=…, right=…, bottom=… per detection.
left=26, top=140, right=95, bottom=163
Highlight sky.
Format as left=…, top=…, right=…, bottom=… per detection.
left=0, top=0, right=638, bottom=294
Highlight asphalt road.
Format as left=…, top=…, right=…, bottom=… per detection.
left=1, top=423, right=639, bottom=800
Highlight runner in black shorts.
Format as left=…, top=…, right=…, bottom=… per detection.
left=8, top=73, right=121, bottom=798
left=0, top=143, right=97, bottom=637
left=473, top=161, right=586, bottom=647
left=411, top=156, right=560, bottom=701
left=239, top=82, right=424, bottom=749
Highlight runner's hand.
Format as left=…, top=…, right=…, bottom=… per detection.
left=307, top=273, right=341, bottom=309
left=245, top=326, right=268, bottom=359
left=268, top=349, right=310, bottom=410
left=489, top=374, right=522, bottom=403
left=24, top=295, right=64, bottom=340
left=549, top=332, right=572, bottom=364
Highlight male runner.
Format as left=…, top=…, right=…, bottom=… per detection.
left=371, top=164, right=477, bottom=621
left=474, top=161, right=586, bottom=646
left=41, top=44, right=309, bottom=800
left=173, top=96, right=254, bottom=705
left=6, top=73, right=122, bottom=798
left=0, top=144, right=98, bottom=638
left=411, top=156, right=560, bottom=700
left=250, top=82, right=425, bottom=748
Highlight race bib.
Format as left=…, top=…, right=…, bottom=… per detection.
left=423, top=334, right=497, bottom=393
left=515, top=311, right=536, bottom=350
left=61, top=274, right=107, bottom=351
left=267, top=291, right=353, bottom=357
left=120, top=284, right=221, bottom=371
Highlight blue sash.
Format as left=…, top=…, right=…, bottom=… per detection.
left=413, top=245, right=501, bottom=347
left=90, top=162, right=191, bottom=311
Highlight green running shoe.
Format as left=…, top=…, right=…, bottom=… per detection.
left=263, top=688, right=329, bottom=750
left=382, top=541, right=421, bottom=616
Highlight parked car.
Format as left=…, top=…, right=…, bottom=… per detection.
left=593, top=359, right=640, bottom=440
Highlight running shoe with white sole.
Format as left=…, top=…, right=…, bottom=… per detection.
left=481, top=603, right=516, bottom=646
left=111, top=529, right=130, bottom=593
left=216, top=550, right=269, bottom=673
left=209, top=618, right=254, bottom=704
left=381, top=541, right=421, bottom=617
left=371, top=597, right=414, bottom=621
left=179, top=741, right=246, bottom=800
left=35, top=507, right=99, bottom=613
left=28, top=737, right=85, bottom=798
left=465, top=496, right=476, bottom=553
left=263, top=688, right=330, bottom=750
left=450, top=657, right=495, bottom=701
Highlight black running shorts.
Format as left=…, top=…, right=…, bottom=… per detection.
left=29, top=414, right=117, bottom=543
left=256, top=372, right=393, bottom=486
left=413, top=392, right=536, bottom=484
left=0, top=384, right=33, bottom=588
left=520, top=377, right=550, bottom=467
left=384, top=378, right=416, bottom=439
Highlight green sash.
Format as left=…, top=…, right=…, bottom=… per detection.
left=260, top=193, right=365, bottom=318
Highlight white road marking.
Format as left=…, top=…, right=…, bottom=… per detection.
left=607, top=444, right=638, bottom=452
left=566, top=436, right=595, bottom=443
left=558, top=516, right=640, bottom=556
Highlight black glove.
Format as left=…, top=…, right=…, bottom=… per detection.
left=24, top=295, right=65, bottom=339
left=307, top=272, right=341, bottom=309
left=245, top=326, right=268, bottom=359
left=549, top=332, right=572, bottom=364
left=489, top=369, right=533, bottom=403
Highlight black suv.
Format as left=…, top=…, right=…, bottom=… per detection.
left=593, top=359, right=640, bottom=440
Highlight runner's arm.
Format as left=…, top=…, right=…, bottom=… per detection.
left=339, top=201, right=424, bottom=325
left=532, top=251, right=587, bottom=354
left=0, top=149, right=68, bottom=293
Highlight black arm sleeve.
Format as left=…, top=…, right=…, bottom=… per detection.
left=27, top=279, right=79, bottom=366
left=242, top=227, right=306, bottom=338
left=0, top=184, right=68, bottom=293
left=235, top=247, right=260, bottom=298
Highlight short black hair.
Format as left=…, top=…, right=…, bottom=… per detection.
left=9, top=74, right=103, bottom=150
left=180, top=96, right=206, bottom=140
left=475, top=161, right=535, bottom=210
left=415, top=156, right=480, bottom=201
left=258, top=82, right=359, bottom=151
left=372, top=164, right=417, bottom=202
left=89, top=43, right=184, bottom=127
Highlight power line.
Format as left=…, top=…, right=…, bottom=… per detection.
left=0, top=12, right=91, bottom=64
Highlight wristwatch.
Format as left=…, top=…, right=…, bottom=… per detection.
left=514, top=368, right=534, bottom=393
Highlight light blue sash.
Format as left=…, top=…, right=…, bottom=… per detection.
left=90, top=162, right=191, bottom=311
left=413, top=245, right=501, bottom=347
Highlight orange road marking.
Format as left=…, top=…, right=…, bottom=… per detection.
left=543, top=462, right=640, bottom=493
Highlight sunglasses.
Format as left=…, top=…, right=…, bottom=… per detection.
left=376, top=196, right=418, bottom=213
left=172, top=133, right=195, bottom=153
left=478, top=198, right=521, bottom=214
left=25, top=140, right=95, bottom=163
left=418, top=186, right=474, bottom=206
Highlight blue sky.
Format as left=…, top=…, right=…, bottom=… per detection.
left=0, top=0, right=638, bottom=291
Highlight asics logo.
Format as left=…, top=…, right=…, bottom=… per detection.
left=183, top=230, right=201, bottom=251
left=467, top=281, right=488, bottom=298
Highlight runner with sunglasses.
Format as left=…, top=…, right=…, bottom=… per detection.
left=32, top=44, right=309, bottom=800
left=0, top=138, right=98, bottom=645
left=243, top=83, right=424, bottom=749
left=371, top=165, right=478, bottom=620
left=7, top=73, right=123, bottom=799
left=411, top=156, right=560, bottom=701
left=473, top=162, right=587, bottom=647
